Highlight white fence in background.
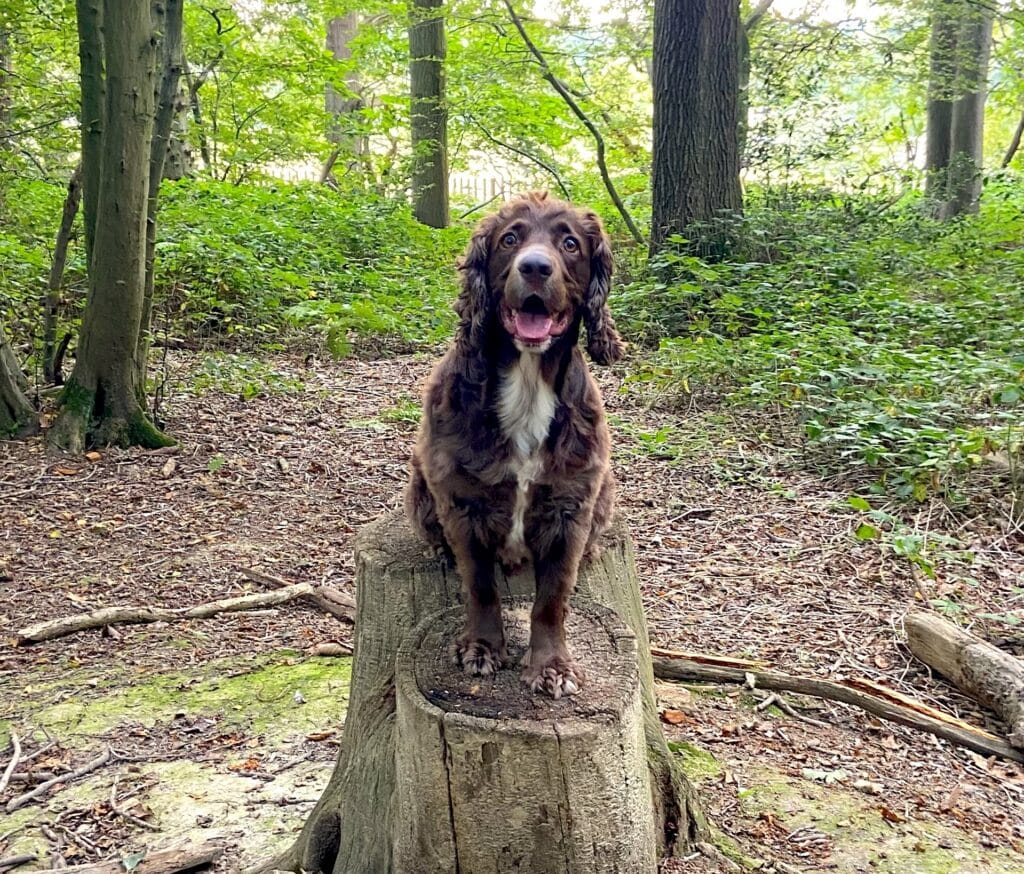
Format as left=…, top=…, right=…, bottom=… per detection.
left=259, top=164, right=535, bottom=203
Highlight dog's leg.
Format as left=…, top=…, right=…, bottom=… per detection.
left=522, top=513, right=589, bottom=699
left=405, top=454, right=446, bottom=552
left=450, top=534, right=508, bottom=676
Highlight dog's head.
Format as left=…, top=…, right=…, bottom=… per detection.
left=454, top=192, right=624, bottom=364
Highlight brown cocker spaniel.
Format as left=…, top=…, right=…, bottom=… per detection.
left=405, top=192, right=624, bottom=699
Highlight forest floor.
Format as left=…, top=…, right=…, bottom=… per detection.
left=1, top=350, right=1023, bottom=873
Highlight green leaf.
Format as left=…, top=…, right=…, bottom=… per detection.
left=855, top=523, right=880, bottom=541
left=846, top=496, right=871, bottom=511
left=122, top=852, right=147, bottom=872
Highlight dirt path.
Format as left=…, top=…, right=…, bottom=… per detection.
left=1, top=351, right=1022, bottom=871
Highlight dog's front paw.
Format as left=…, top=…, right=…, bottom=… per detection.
left=521, top=652, right=585, bottom=700
left=454, top=637, right=507, bottom=677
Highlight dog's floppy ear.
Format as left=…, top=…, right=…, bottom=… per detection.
left=454, top=213, right=499, bottom=348
left=580, top=210, right=625, bottom=365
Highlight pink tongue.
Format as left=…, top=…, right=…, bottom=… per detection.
left=515, top=311, right=553, bottom=340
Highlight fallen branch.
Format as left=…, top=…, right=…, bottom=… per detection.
left=239, top=568, right=355, bottom=620
left=0, top=855, right=37, bottom=872
left=904, top=610, right=1024, bottom=749
left=15, top=583, right=328, bottom=645
left=651, top=646, right=1024, bottom=764
left=52, top=842, right=224, bottom=873
left=0, top=731, right=21, bottom=795
left=5, top=747, right=113, bottom=813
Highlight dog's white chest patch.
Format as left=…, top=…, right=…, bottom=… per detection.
left=497, top=356, right=556, bottom=561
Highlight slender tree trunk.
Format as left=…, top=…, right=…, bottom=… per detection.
left=137, top=0, right=184, bottom=398
left=42, top=164, right=83, bottom=385
left=183, top=58, right=214, bottom=170
left=651, top=0, right=743, bottom=257
left=1002, top=108, right=1024, bottom=169
left=49, top=0, right=172, bottom=452
left=0, top=29, right=12, bottom=208
left=0, top=320, right=36, bottom=438
left=940, top=2, right=992, bottom=219
left=409, top=0, right=449, bottom=228
left=75, top=0, right=104, bottom=267
left=324, top=12, right=366, bottom=183
left=925, top=0, right=959, bottom=200
left=738, top=0, right=773, bottom=168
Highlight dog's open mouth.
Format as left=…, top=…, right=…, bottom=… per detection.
left=503, top=295, right=569, bottom=346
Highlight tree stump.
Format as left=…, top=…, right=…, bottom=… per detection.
left=255, top=511, right=705, bottom=874
left=394, top=601, right=656, bottom=872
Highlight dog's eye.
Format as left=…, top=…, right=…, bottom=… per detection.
left=501, top=232, right=518, bottom=247
left=563, top=236, right=580, bottom=253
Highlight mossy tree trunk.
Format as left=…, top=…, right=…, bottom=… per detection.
left=49, top=0, right=174, bottom=452
left=253, top=512, right=706, bottom=874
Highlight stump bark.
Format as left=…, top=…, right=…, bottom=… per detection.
left=256, top=512, right=705, bottom=874
left=394, top=601, right=657, bottom=872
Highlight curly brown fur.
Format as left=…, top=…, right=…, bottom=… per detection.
left=405, top=192, right=622, bottom=699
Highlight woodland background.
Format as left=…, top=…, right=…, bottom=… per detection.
left=1, top=0, right=1024, bottom=870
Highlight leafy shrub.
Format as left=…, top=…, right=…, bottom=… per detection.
left=623, top=179, right=1024, bottom=500
left=0, top=177, right=468, bottom=358
left=155, top=180, right=467, bottom=351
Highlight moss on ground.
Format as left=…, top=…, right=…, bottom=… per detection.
left=669, top=740, right=723, bottom=782
left=23, top=650, right=350, bottom=744
left=737, top=765, right=1024, bottom=872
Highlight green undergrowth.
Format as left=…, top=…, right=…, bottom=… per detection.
left=620, top=182, right=1024, bottom=507
left=0, top=177, right=467, bottom=361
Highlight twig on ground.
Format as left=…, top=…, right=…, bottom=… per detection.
left=5, top=747, right=113, bottom=813
left=0, top=731, right=22, bottom=795
left=652, top=647, right=1024, bottom=763
left=754, top=691, right=831, bottom=729
left=109, top=774, right=160, bottom=832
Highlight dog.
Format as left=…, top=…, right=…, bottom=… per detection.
left=405, top=192, right=624, bottom=699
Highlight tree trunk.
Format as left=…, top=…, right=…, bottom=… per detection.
left=1002, top=108, right=1024, bottom=169
left=940, top=4, right=992, bottom=218
left=394, top=600, right=658, bottom=872
left=183, top=57, right=214, bottom=171
left=651, top=0, right=743, bottom=257
left=253, top=512, right=706, bottom=874
left=409, top=0, right=449, bottom=228
left=324, top=12, right=367, bottom=183
left=137, top=0, right=184, bottom=399
left=49, top=0, right=172, bottom=453
left=42, top=164, right=83, bottom=385
left=75, top=0, right=104, bottom=268
left=0, top=29, right=12, bottom=206
left=738, top=0, right=773, bottom=169
left=0, top=320, right=36, bottom=438
left=924, top=0, right=959, bottom=200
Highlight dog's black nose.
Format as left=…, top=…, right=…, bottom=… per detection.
left=517, top=253, right=553, bottom=280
